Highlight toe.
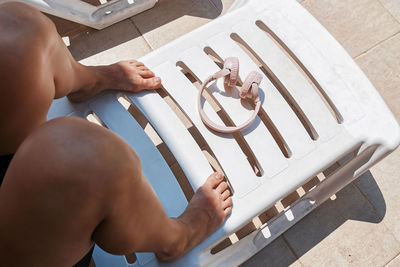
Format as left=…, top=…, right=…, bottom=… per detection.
left=221, top=189, right=230, bottom=201
left=140, top=70, right=155, bottom=78
left=216, top=181, right=228, bottom=194
left=222, top=197, right=232, bottom=209
left=205, top=172, right=224, bottom=188
left=139, top=77, right=161, bottom=90
left=133, top=61, right=145, bottom=67
left=138, top=66, right=150, bottom=71
left=224, top=207, right=232, bottom=216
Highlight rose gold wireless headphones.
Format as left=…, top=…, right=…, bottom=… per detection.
left=198, top=57, right=263, bottom=134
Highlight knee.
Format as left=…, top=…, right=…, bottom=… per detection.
left=13, top=117, right=142, bottom=195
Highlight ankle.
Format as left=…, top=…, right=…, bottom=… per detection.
left=155, top=218, right=191, bottom=262
left=88, top=65, right=112, bottom=91
left=68, top=65, right=112, bottom=102
left=176, top=207, right=210, bottom=249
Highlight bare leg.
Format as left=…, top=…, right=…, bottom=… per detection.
left=0, top=117, right=232, bottom=266
left=0, top=2, right=161, bottom=154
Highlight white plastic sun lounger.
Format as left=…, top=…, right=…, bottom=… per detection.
left=47, top=0, right=400, bottom=266
left=0, top=0, right=158, bottom=29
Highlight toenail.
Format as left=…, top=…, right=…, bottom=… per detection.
left=154, top=77, right=160, bottom=82
left=216, top=173, right=223, bottom=179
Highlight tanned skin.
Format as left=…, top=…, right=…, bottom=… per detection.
left=0, top=3, right=232, bottom=266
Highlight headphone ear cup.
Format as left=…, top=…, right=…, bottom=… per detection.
left=223, top=57, right=239, bottom=89
left=240, top=71, right=263, bottom=101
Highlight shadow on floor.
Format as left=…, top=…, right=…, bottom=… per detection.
left=50, top=0, right=223, bottom=61
left=242, top=171, right=386, bottom=266
left=130, top=0, right=223, bottom=35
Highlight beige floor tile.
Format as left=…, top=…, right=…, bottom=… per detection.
left=284, top=181, right=400, bottom=266
left=355, top=33, right=400, bottom=123
left=241, top=236, right=301, bottom=267
left=386, top=253, right=400, bottom=266
left=380, top=0, right=400, bottom=23
left=67, top=20, right=151, bottom=65
left=355, top=148, right=400, bottom=242
left=130, top=0, right=219, bottom=49
left=301, top=0, right=400, bottom=57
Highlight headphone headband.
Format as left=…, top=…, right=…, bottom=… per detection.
left=198, top=57, right=262, bottom=134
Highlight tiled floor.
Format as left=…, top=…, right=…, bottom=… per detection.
left=49, top=0, right=400, bottom=266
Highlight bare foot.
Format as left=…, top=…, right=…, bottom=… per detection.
left=157, top=172, right=232, bottom=262
left=68, top=60, right=161, bottom=102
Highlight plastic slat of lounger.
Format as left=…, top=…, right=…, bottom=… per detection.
left=257, top=11, right=364, bottom=124
left=206, top=33, right=315, bottom=159
left=89, top=93, right=188, bottom=266
left=89, top=93, right=187, bottom=216
left=47, top=97, right=90, bottom=120
left=47, top=98, right=74, bottom=119
left=126, top=91, right=214, bottom=190
left=47, top=96, right=94, bottom=120
left=152, top=61, right=260, bottom=198
left=92, top=246, right=128, bottom=267
left=179, top=47, right=288, bottom=177
left=233, top=21, right=341, bottom=142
